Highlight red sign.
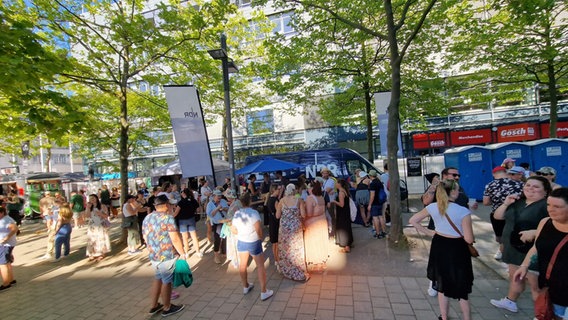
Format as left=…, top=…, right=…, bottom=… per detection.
left=450, top=128, right=492, bottom=146
left=497, top=123, right=538, bottom=142
left=540, top=121, right=568, bottom=138
left=429, top=132, right=447, bottom=148
left=412, top=132, right=447, bottom=149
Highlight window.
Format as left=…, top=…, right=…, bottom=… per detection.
left=268, top=11, right=295, bottom=36
left=139, top=81, right=148, bottom=92
left=236, top=0, right=252, bottom=7
left=247, top=109, right=274, bottom=135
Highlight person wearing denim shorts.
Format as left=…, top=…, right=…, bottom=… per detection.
left=142, top=195, right=186, bottom=317
left=0, top=207, right=17, bottom=291
left=231, top=193, right=274, bottom=301
left=174, top=188, right=202, bottom=258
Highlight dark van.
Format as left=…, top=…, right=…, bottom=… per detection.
left=243, top=148, right=380, bottom=181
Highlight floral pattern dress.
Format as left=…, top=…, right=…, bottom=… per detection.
left=86, top=208, right=111, bottom=257
left=278, top=198, right=308, bottom=281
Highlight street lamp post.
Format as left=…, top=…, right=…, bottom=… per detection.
left=208, top=34, right=239, bottom=194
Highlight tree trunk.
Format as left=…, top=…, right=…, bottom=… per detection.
left=45, top=147, right=52, bottom=172
left=385, top=0, right=403, bottom=242
left=119, top=53, right=130, bottom=204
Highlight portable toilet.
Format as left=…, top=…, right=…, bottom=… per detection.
left=527, top=138, right=568, bottom=187
left=444, top=146, right=493, bottom=201
left=487, top=142, right=532, bottom=168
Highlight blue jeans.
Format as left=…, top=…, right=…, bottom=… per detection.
left=54, top=223, right=72, bottom=259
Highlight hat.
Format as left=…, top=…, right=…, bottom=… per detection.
left=502, top=158, right=516, bottom=165
left=368, top=170, right=378, bottom=177
left=537, top=166, right=557, bottom=175
left=154, top=194, right=169, bottom=205
left=320, top=167, right=331, bottom=174
left=507, top=166, right=525, bottom=174
left=225, top=190, right=237, bottom=199
left=212, top=190, right=223, bottom=197
left=359, top=171, right=368, bottom=178
left=492, top=166, right=506, bottom=174
left=424, top=172, right=440, bottom=184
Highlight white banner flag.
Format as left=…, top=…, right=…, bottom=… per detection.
left=164, top=86, right=213, bottom=178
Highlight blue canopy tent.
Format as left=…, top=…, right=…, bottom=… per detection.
left=235, top=157, right=303, bottom=175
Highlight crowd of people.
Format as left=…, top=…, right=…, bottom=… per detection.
left=410, top=159, right=566, bottom=320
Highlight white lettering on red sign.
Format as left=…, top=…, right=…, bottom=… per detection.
left=430, top=140, right=445, bottom=147
left=500, top=128, right=526, bottom=137
left=458, top=135, right=484, bottom=140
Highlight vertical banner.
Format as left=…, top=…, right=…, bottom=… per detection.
left=374, top=92, right=402, bottom=157
left=164, top=86, right=213, bottom=178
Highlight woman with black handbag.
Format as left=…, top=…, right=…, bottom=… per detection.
left=514, top=188, right=568, bottom=320
left=409, top=179, right=474, bottom=320
left=490, top=176, right=551, bottom=313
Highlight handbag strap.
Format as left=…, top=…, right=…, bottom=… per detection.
left=545, top=233, right=568, bottom=280
left=444, top=213, right=464, bottom=238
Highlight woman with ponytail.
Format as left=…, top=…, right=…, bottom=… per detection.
left=409, top=179, right=474, bottom=320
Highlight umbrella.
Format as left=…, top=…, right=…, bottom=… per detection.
left=235, top=157, right=303, bottom=175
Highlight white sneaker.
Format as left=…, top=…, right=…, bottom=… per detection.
left=494, top=250, right=502, bottom=260
left=260, top=289, right=274, bottom=301
left=196, top=252, right=204, bottom=258
left=243, top=283, right=254, bottom=294
left=41, top=254, right=52, bottom=260
left=490, top=297, right=518, bottom=312
left=427, top=287, right=437, bottom=297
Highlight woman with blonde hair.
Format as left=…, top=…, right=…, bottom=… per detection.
left=54, top=204, right=74, bottom=261
left=276, top=183, right=309, bottom=281
left=409, top=179, right=474, bottom=320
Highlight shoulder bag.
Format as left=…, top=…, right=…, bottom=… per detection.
left=445, top=214, right=479, bottom=257
left=534, top=234, right=568, bottom=320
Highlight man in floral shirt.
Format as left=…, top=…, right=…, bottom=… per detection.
left=142, top=195, right=185, bottom=317
left=483, top=166, right=523, bottom=260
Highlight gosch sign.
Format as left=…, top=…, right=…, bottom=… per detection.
left=497, top=123, right=538, bottom=142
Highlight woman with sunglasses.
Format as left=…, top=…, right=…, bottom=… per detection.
left=490, top=176, right=552, bottom=313
left=537, top=166, right=562, bottom=190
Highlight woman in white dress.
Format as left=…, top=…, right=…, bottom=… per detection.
left=85, top=194, right=111, bottom=262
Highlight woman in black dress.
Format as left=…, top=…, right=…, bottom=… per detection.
left=266, top=185, right=280, bottom=269
left=331, top=179, right=353, bottom=253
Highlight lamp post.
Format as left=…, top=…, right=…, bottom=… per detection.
left=208, top=34, right=239, bottom=194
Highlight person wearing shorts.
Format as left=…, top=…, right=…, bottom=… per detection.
left=231, top=193, right=274, bottom=301
left=174, top=188, right=202, bottom=258
left=142, top=195, right=186, bottom=317
left=0, top=207, right=18, bottom=291
left=367, top=170, right=388, bottom=239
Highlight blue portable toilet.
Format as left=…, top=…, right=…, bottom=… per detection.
left=527, top=139, right=568, bottom=187
left=487, top=142, right=532, bottom=168
left=444, top=146, right=493, bottom=201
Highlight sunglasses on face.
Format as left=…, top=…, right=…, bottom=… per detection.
left=536, top=172, right=553, bottom=176
left=449, top=173, right=460, bottom=178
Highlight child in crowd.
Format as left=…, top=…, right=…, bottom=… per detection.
left=54, top=204, right=74, bottom=261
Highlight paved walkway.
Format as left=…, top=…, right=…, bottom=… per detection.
left=0, top=199, right=536, bottom=319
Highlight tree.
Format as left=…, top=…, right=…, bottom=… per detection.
left=0, top=2, right=79, bottom=164
left=257, top=9, right=392, bottom=162
left=444, top=0, right=568, bottom=137
left=30, top=0, right=247, bottom=200
left=257, top=0, right=439, bottom=243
